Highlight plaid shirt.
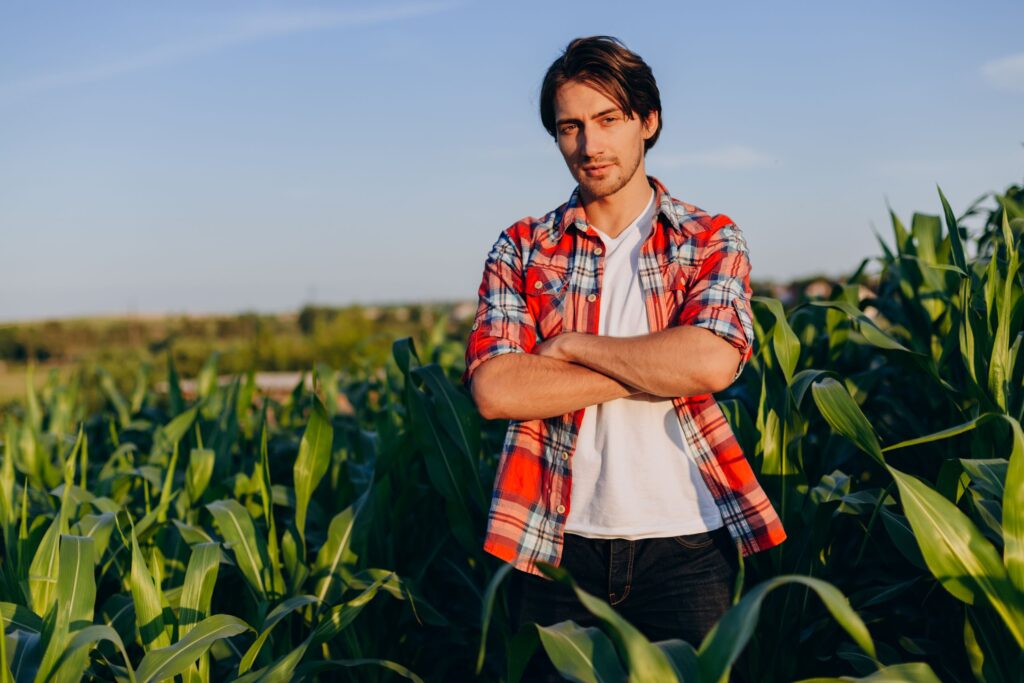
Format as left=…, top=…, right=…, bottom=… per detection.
left=463, top=176, right=786, bottom=577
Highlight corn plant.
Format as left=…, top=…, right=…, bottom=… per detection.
left=0, top=177, right=1021, bottom=681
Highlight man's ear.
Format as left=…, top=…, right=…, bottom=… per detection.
left=642, top=110, right=659, bottom=140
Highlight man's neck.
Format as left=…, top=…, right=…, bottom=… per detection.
left=580, top=168, right=655, bottom=239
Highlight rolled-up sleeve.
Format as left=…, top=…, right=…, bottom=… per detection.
left=676, top=214, right=755, bottom=384
left=462, top=229, right=537, bottom=388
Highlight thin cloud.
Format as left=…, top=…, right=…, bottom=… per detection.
left=981, top=52, right=1024, bottom=93
left=1, top=2, right=460, bottom=99
left=655, top=144, right=777, bottom=170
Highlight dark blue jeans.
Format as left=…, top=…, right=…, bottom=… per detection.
left=509, top=526, right=741, bottom=681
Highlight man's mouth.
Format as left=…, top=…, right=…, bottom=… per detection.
left=582, top=162, right=613, bottom=176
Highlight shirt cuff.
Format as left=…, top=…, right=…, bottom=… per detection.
left=687, top=299, right=754, bottom=383
left=462, top=335, right=528, bottom=387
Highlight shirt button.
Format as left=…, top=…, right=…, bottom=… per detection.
left=594, top=247, right=604, bottom=256
left=471, top=322, right=479, bottom=330
left=556, top=504, right=566, bottom=514
left=587, top=293, right=597, bottom=303
left=561, top=451, right=569, bottom=460
left=534, top=281, right=543, bottom=289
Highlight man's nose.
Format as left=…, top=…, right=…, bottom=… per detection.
left=579, top=123, right=607, bottom=159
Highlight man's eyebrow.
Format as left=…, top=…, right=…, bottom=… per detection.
left=555, top=108, right=622, bottom=127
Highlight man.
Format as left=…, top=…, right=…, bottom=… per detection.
left=462, top=35, right=786, bottom=673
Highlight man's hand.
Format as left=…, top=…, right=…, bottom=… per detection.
left=533, top=332, right=583, bottom=362
left=534, top=332, right=657, bottom=400
left=533, top=327, right=740, bottom=398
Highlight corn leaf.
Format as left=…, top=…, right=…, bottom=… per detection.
left=207, top=499, right=270, bottom=601
left=535, top=621, right=627, bottom=683
left=537, top=563, right=678, bottom=683
left=130, top=526, right=171, bottom=650
left=135, top=614, right=251, bottom=683
left=293, top=398, right=332, bottom=550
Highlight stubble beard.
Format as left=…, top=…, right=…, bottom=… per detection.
left=576, top=147, right=644, bottom=202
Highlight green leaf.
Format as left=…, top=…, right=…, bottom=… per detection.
left=0, top=609, right=13, bottom=683
left=893, top=465, right=1023, bottom=618
left=989, top=210, right=1021, bottom=411
left=70, top=513, right=116, bottom=565
left=938, top=186, right=968, bottom=275
left=811, top=378, right=883, bottom=464
left=752, top=296, right=801, bottom=384
left=656, top=640, right=698, bottom=682
left=881, top=415, right=988, bottom=453
left=959, top=458, right=1007, bottom=501
left=404, top=364, right=480, bottom=554
left=178, top=542, right=221, bottom=683
left=476, top=563, right=514, bottom=674
left=794, top=662, right=942, bottom=682
left=28, top=428, right=83, bottom=617
left=311, top=571, right=396, bottom=646
left=252, top=425, right=285, bottom=600
left=807, top=301, right=914, bottom=353
left=242, top=579, right=392, bottom=683
left=206, top=499, right=271, bottom=601
left=50, top=625, right=136, bottom=683
left=294, top=659, right=424, bottom=682
left=130, top=525, right=171, bottom=650
left=28, top=515, right=62, bottom=617
left=313, top=487, right=372, bottom=607
left=167, top=353, right=184, bottom=417
left=535, top=621, right=628, bottom=683
left=0, top=603, right=43, bottom=634
left=238, top=595, right=319, bottom=674
left=35, top=535, right=96, bottom=683
left=879, top=508, right=926, bottom=571
left=1003, top=417, right=1024, bottom=597
left=6, top=627, right=41, bottom=683
left=698, top=574, right=876, bottom=683
left=293, top=399, right=333, bottom=550
left=98, top=369, right=131, bottom=428
left=178, top=542, right=220, bottom=637
left=151, top=406, right=198, bottom=462
left=135, top=614, right=252, bottom=683
left=410, top=364, right=486, bottom=509
left=537, top=563, right=678, bottom=682
left=812, top=380, right=1024, bottom=647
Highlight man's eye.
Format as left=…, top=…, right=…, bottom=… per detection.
left=603, top=116, right=619, bottom=124
left=559, top=124, right=576, bottom=134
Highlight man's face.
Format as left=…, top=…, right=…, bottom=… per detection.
left=553, top=79, right=657, bottom=203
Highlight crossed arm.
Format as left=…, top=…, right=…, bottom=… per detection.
left=466, top=216, right=753, bottom=422
left=469, top=326, right=741, bottom=421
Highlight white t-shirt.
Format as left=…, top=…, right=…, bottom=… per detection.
left=564, top=190, right=725, bottom=539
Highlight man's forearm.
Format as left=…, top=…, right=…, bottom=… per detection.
left=562, top=326, right=740, bottom=398
left=470, top=352, right=637, bottom=421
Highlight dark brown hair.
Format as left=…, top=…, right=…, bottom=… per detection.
left=540, top=36, right=663, bottom=152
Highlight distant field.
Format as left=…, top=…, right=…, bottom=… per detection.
left=0, top=303, right=478, bottom=412
left=0, top=362, right=72, bottom=404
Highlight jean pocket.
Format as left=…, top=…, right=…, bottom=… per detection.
left=671, top=531, right=715, bottom=550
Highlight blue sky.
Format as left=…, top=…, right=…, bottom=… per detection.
left=1, top=0, right=1022, bottom=322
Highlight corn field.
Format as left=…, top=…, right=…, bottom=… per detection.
left=0, top=178, right=1022, bottom=682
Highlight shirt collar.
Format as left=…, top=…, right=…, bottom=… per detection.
left=554, top=175, right=682, bottom=241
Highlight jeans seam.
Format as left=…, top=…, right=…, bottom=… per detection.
left=672, top=533, right=714, bottom=550
left=610, top=541, right=634, bottom=606
left=607, top=541, right=616, bottom=604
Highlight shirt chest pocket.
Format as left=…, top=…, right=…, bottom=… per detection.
left=663, top=261, right=697, bottom=325
left=524, top=265, right=568, bottom=341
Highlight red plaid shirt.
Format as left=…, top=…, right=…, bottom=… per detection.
left=463, top=176, right=786, bottom=577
